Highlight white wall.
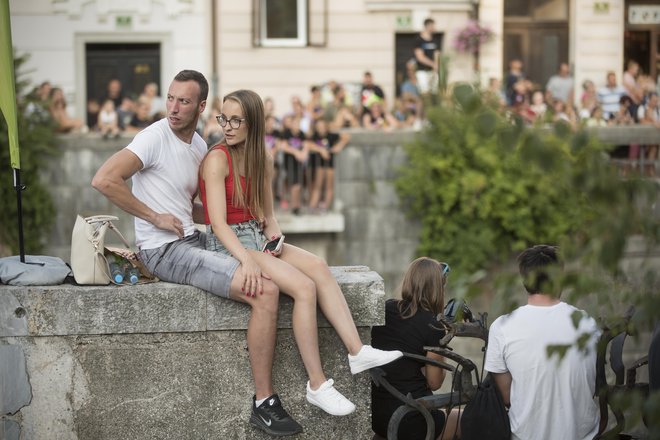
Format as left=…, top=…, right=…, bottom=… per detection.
left=571, top=0, right=624, bottom=94
left=215, top=0, right=477, bottom=114
left=9, top=0, right=210, bottom=119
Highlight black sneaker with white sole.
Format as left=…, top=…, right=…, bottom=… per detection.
left=250, top=394, right=303, bottom=437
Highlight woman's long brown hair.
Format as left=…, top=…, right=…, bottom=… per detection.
left=397, top=257, right=448, bottom=319
left=223, top=90, right=267, bottom=221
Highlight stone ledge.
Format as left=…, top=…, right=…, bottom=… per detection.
left=0, top=266, right=385, bottom=337
left=0, top=265, right=385, bottom=439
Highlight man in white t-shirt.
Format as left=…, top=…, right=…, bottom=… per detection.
left=484, top=245, right=600, bottom=440
left=92, top=70, right=304, bottom=436
left=545, top=62, right=574, bottom=105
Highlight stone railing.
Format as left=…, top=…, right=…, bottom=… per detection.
left=0, top=266, right=385, bottom=440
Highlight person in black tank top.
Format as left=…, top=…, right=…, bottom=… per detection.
left=371, top=257, right=461, bottom=440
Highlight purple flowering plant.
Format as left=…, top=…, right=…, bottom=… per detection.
left=453, top=20, right=494, bottom=54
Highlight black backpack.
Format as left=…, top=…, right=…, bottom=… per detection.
left=460, top=373, right=511, bottom=440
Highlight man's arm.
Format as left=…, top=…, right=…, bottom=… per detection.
left=491, top=371, right=512, bottom=407
left=91, top=149, right=184, bottom=238
left=414, top=47, right=436, bottom=70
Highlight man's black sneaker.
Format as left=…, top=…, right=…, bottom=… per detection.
left=250, top=394, right=303, bottom=437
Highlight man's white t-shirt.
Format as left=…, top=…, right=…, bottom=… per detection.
left=126, top=118, right=207, bottom=250
left=485, top=301, right=600, bottom=440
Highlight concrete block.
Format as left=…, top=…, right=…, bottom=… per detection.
left=335, top=146, right=369, bottom=181
left=6, top=284, right=207, bottom=336
left=0, top=267, right=384, bottom=438
left=17, top=337, right=82, bottom=440
left=0, top=345, right=32, bottom=415
left=335, top=181, right=372, bottom=209
left=0, top=418, right=21, bottom=440
left=0, top=294, right=28, bottom=337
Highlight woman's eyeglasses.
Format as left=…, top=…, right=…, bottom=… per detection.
left=216, top=115, right=246, bottom=129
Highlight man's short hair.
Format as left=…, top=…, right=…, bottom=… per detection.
left=424, top=18, right=435, bottom=27
left=517, top=245, right=562, bottom=295
left=173, top=70, right=209, bottom=103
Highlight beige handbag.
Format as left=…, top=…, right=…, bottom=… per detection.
left=70, top=214, right=133, bottom=285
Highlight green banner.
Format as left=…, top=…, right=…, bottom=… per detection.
left=0, top=0, right=20, bottom=169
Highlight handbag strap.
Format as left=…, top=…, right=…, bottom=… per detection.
left=107, top=222, right=132, bottom=249
left=84, top=215, right=119, bottom=223
left=86, top=215, right=132, bottom=250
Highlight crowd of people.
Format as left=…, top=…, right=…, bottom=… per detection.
left=24, top=78, right=166, bottom=138
left=27, top=55, right=659, bottom=216
left=497, top=59, right=660, bottom=176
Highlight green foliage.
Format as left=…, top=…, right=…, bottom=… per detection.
left=396, top=83, right=658, bottom=315
left=0, top=52, right=58, bottom=254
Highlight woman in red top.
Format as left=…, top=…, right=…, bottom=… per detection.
left=199, top=89, right=402, bottom=419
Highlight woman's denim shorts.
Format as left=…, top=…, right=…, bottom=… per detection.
left=206, top=219, right=267, bottom=256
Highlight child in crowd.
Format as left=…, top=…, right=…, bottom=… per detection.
left=362, top=102, right=398, bottom=131
left=305, top=118, right=350, bottom=213
left=371, top=257, right=461, bottom=440
left=98, top=99, right=120, bottom=139
left=280, top=115, right=308, bottom=215
left=264, top=114, right=284, bottom=207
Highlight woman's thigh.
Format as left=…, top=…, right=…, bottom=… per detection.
left=277, top=243, right=329, bottom=282
left=248, top=249, right=315, bottom=300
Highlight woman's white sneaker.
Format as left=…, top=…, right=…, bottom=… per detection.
left=348, top=345, right=403, bottom=374
left=306, top=379, right=356, bottom=416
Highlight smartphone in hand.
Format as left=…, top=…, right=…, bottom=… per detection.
left=262, top=235, right=285, bottom=253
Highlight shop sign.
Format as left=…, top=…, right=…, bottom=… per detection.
left=628, top=5, right=660, bottom=24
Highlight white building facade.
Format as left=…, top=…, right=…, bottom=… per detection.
left=8, top=0, right=658, bottom=120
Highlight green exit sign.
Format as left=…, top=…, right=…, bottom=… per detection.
left=116, top=16, right=132, bottom=30
left=396, top=15, right=412, bottom=30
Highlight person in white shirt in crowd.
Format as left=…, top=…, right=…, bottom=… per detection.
left=545, top=62, right=574, bottom=105
left=597, top=71, right=627, bottom=121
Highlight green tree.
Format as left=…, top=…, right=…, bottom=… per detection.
left=0, top=52, right=58, bottom=255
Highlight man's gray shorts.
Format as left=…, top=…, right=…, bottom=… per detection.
left=138, top=230, right=240, bottom=299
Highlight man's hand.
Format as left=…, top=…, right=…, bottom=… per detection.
left=152, top=213, right=184, bottom=238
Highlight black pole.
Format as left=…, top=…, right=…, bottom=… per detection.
left=13, top=167, right=25, bottom=262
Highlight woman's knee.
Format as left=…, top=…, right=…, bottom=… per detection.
left=308, top=254, right=331, bottom=278
left=251, top=280, right=280, bottom=313
left=288, top=276, right=317, bottom=304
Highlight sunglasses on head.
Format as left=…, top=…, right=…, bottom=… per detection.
left=441, top=262, right=450, bottom=275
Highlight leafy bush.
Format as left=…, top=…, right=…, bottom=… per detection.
left=0, top=52, right=58, bottom=255
left=396, top=84, right=656, bottom=279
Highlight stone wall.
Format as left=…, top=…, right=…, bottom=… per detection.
left=0, top=267, right=384, bottom=440
left=41, top=126, right=660, bottom=297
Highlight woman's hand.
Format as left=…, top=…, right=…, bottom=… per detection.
left=264, top=234, right=284, bottom=258
left=241, top=255, right=264, bottom=297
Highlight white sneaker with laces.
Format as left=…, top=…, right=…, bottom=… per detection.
left=348, top=345, right=403, bottom=374
left=306, top=379, right=356, bottom=416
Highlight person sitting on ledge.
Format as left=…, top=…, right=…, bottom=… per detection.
left=198, top=88, right=403, bottom=433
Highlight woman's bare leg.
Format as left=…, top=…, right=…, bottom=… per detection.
left=308, top=167, right=325, bottom=209
left=322, top=168, right=335, bottom=209
left=439, top=408, right=462, bottom=440
left=228, top=266, right=280, bottom=400
left=248, top=250, right=327, bottom=388
left=278, top=244, right=363, bottom=355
